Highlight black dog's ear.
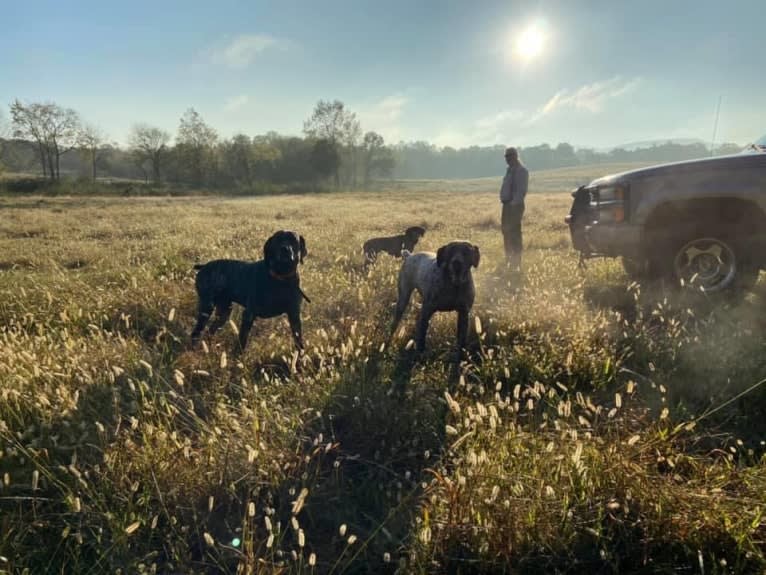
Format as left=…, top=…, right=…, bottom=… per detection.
left=299, top=235, right=307, bottom=263
left=436, top=245, right=449, bottom=267
left=406, top=226, right=426, bottom=240
left=263, top=233, right=278, bottom=262
left=471, top=245, right=481, bottom=268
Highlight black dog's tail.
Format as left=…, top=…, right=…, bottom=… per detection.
left=193, top=264, right=204, bottom=271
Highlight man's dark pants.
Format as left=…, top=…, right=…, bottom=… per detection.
left=501, top=202, right=525, bottom=269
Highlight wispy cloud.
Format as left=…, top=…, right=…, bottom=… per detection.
left=429, top=110, right=525, bottom=148
left=431, top=127, right=471, bottom=148
left=527, top=76, right=642, bottom=124
left=427, top=77, right=641, bottom=147
left=208, top=34, right=288, bottom=69
left=471, top=109, right=525, bottom=144
left=433, top=76, right=639, bottom=147
left=356, top=94, right=409, bottom=143
left=223, top=94, right=249, bottom=113
left=475, top=109, right=525, bottom=131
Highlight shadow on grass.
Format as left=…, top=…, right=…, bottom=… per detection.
left=583, top=278, right=766, bottom=449
left=258, top=345, right=453, bottom=574
left=582, top=282, right=642, bottom=321
left=0, top=370, right=145, bottom=573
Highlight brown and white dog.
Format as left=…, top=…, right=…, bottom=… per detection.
left=391, top=241, right=480, bottom=353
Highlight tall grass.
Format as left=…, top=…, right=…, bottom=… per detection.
left=0, top=174, right=764, bottom=573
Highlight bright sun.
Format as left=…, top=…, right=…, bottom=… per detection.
left=515, top=23, right=546, bottom=61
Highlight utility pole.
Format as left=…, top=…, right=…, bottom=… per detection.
left=710, top=95, right=722, bottom=156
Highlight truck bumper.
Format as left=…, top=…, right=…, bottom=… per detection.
left=582, top=223, right=643, bottom=259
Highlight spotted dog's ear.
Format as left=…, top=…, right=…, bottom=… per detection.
left=299, top=235, right=307, bottom=263
left=437, top=244, right=451, bottom=267
left=471, top=244, right=480, bottom=268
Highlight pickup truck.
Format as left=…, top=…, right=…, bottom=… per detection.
left=566, top=148, right=766, bottom=294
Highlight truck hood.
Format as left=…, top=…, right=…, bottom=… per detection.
left=588, top=153, right=766, bottom=187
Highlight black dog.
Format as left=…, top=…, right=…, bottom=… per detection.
left=190, top=230, right=309, bottom=351
left=363, top=226, right=426, bottom=264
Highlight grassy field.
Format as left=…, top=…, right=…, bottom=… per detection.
left=0, top=164, right=765, bottom=574
left=378, top=163, right=652, bottom=195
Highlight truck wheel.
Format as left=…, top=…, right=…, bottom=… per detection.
left=666, top=235, right=758, bottom=295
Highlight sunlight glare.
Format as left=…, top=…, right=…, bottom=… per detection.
left=514, top=22, right=546, bottom=61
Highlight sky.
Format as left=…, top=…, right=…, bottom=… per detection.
left=1, top=0, right=763, bottom=149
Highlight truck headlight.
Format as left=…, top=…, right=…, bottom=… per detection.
left=597, top=185, right=625, bottom=202
left=592, top=184, right=627, bottom=223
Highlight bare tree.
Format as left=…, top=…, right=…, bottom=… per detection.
left=0, top=111, right=9, bottom=174
left=343, top=116, right=362, bottom=188
left=303, top=100, right=348, bottom=142
left=128, top=124, right=170, bottom=183
left=9, top=100, right=81, bottom=180
left=9, top=101, right=48, bottom=177
left=78, top=124, right=108, bottom=181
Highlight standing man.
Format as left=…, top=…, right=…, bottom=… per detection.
left=499, top=147, right=529, bottom=272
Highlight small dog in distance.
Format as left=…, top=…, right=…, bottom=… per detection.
left=363, top=226, right=426, bottom=265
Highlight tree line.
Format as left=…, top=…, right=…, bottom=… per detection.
left=390, top=140, right=744, bottom=179
left=0, top=99, right=394, bottom=191
left=0, top=99, right=745, bottom=191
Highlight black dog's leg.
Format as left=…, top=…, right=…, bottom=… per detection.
left=238, top=308, right=256, bottom=351
left=415, top=304, right=435, bottom=352
left=287, top=308, right=304, bottom=350
left=207, top=302, right=233, bottom=336
left=191, top=298, right=214, bottom=346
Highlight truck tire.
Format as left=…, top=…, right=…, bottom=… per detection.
left=655, top=231, right=759, bottom=295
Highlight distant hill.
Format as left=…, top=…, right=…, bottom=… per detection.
left=583, top=138, right=708, bottom=153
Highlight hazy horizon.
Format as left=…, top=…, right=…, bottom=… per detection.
left=2, top=0, right=763, bottom=149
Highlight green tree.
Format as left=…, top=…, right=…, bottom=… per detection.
left=251, top=141, right=281, bottom=181
left=176, top=108, right=218, bottom=186
left=303, top=100, right=358, bottom=187
left=361, top=131, right=394, bottom=186
left=219, top=134, right=253, bottom=186
left=555, top=142, right=578, bottom=167
left=219, top=134, right=282, bottom=188
left=310, top=138, right=340, bottom=183
left=264, top=134, right=315, bottom=184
